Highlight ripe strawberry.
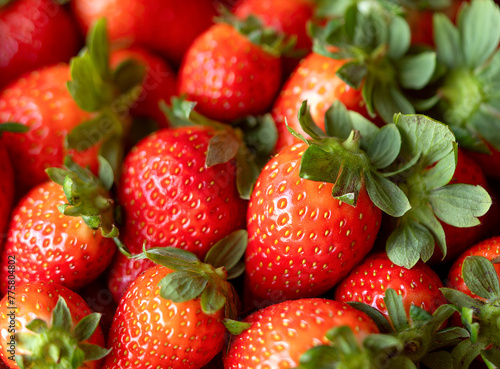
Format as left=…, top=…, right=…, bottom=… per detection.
left=447, top=236, right=500, bottom=299
left=0, top=157, right=117, bottom=294
left=335, top=252, right=447, bottom=319
left=0, top=281, right=108, bottom=368
left=0, top=0, right=81, bottom=88
left=119, top=124, right=246, bottom=257
left=224, top=298, right=379, bottom=369
left=0, top=141, right=14, bottom=242
left=109, top=47, right=177, bottom=128
left=71, top=0, right=217, bottom=66
left=178, top=16, right=285, bottom=122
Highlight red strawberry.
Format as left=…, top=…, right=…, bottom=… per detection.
left=224, top=298, right=379, bottom=369
left=119, top=124, right=246, bottom=257
left=71, top=0, right=217, bottom=66
left=0, top=141, right=14, bottom=241
left=0, top=0, right=81, bottom=88
left=178, top=17, right=284, bottom=122
left=447, top=236, right=500, bottom=299
left=109, top=47, right=177, bottom=128
left=335, top=252, right=447, bottom=319
left=0, top=281, right=108, bottom=368
left=0, top=157, right=118, bottom=294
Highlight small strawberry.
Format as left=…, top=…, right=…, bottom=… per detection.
left=0, top=281, right=108, bottom=368
left=0, top=156, right=117, bottom=294
left=0, top=0, right=81, bottom=88
left=335, top=252, right=447, bottom=319
left=178, top=14, right=289, bottom=122
left=447, top=236, right=500, bottom=299
left=71, top=0, right=217, bottom=66
left=223, top=298, right=379, bottom=369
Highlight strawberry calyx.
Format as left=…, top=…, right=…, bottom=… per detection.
left=441, top=256, right=500, bottom=368
left=311, top=0, right=437, bottom=123
left=46, top=155, right=118, bottom=237
left=115, top=230, right=249, bottom=328
left=428, top=0, right=500, bottom=154
left=0, top=122, right=29, bottom=135
left=160, top=97, right=277, bottom=199
left=66, top=18, right=146, bottom=179
left=15, top=297, right=110, bottom=369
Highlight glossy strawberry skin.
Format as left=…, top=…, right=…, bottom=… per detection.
left=103, top=265, right=226, bottom=369
left=0, top=142, right=14, bottom=241
left=0, top=0, right=81, bottom=88
left=0, top=181, right=116, bottom=294
left=0, top=281, right=105, bottom=369
left=178, top=22, right=282, bottom=122
left=447, top=236, right=500, bottom=299
left=224, top=298, right=379, bottom=369
left=109, top=47, right=177, bottom=128
left=466, top=144, right=500, bottom=181
left=335, top=252, right=447, bottom=319
left=71, top=0, right=216, bottom=66
left=119, top=126, right=247, bottom=257
left=245, top=143, right=382, bottom=304
left=0, top=64, right=100, bottom=196
left=272, top=53, right=379, bottom=152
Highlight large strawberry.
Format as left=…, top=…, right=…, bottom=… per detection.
left=0, top=281, right=108, bottom=368
left=224, top=298, right=379, bottom=369
left=178, top=14, right=289, bottom=122
left=0, top=0, right=81, bottom=88
left=0, top=157, right=117, bottom=294
left=71, top=0, right=217, bottom=66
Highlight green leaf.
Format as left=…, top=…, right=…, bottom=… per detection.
left=67, top=52, right=103, bottom=112
left=469, top=107, right=500, bottom=151
left=347, top=302, right=394, bottom=333
left=297, top=345, right=340, bottom=369
left=66, top=115, right=109, bottom=152
left=336, top=61, right=367, bottom=89
left=363, top=334, right=402, bottom=353
left=87, top=18, right=110, bottom=79
left=200, top=285, right=226, bottom=315
left=397, top=52, right=437, bottom=90
left=364, top=171, right=411, bottom=217
left=112, top=59, right=146, bottom=95
left=386, top=220, right=435, bottom=268
left=51, top=297, right=72, bottom=332
left=144, top=247, right=200, bottom=270
left=429, top=184, right=492, bottom=228
left=25, top=319, right=48, bottom=334
left=362, top=73, right=377, bottom=117
left=409, top=305, right=433, bottom=322
left=235, top=148, right=261, bottom=200
left=459, top=0, right=500, bottom=69
left=387, top=15, right=411, bottom=59
left=206, top=130, right=241, bottom=167
left=237, top=113, right=277, bottom=165
left=46, top=168, right=68, bottom=187
left=226, top=261, right=246, bottom=280
left=462, top=256, right=500, bottom=300
left=73, top=313, right=101, bottom=342
left=98, top=156, right=114, bottom=191
left=297, top=101, right=325, bottom=140
left=0, top=122, right=29, bottom=135
left=433, top=13, right=462, bottom=68
left=204, top=230, right=247, bottom=270
left=367, top=124, right=401, bottom=169
left=384, top=288, right=409, bottom=332
left=223, top=319, right=252, bottom=335
left=70, top=347, right=85, bottom=369
left=451, top=338, right=485, bottom=369
left=481, top=347, right=500, bottom=367
left=433, top=327, right=470, bottom=348
left=373, top=85, right=414, bottom=124
left=158, top=270, right=208, bottom=303
left=440, top=287, right=484, bottom=310
left=421, top=144, right=457, bottom=190
left=78, top=343, right=111, bottom=361
left=411, top=206, right=447, bottom=261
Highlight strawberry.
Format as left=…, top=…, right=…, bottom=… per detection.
left=0, top=0, right=81, bottom=88
left=223, top=298, right=379, bottom=369
left=71, top=0, right=217, bottom=66
left=0, top=281, right=108, bottom=368
left=335, top=252, right=447, bottom=319
left=447, top=236, right=500, bottom=299
left=177, top=15, right=287, bottom=122
left=0, top=157, right=118, bottom=294
left=109, top=47, right=177, bottom=128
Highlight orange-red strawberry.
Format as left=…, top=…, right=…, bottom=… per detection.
left=0, top=281, right=108, bottom=368
left=178, top=17, right=285, bottom=122
left=0, top=0, right=81, bottom=88
left=223, top=298, right=379, bottom=369
left=335, top=252, right=447, bottom=319
left=0, top=141, right=14, bottom=242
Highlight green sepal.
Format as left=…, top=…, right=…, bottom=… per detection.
left=336, top=61, right=367, bottom=89
left=0, top=122, right=29, bottom=135
left=25, top=319, right=48, bottom=334
left=451, top=338, right=486, bottom=369
left=432, top=327, right=470, bottom=351
left=78, top=343, right=111, bottom=361
left=142, top=246, right=201, bottom=270
left=73, top=313, right=102, bottom=343
left=204, top=230, right=247, bottom=274
left=158, top=270, right=208, bottom=303
left=372, top=84, right=415, bottom=124
left=462, top=256, right=500, bottom=300
left=206, top=130, right=241, bottom=167
left=346, top=302, right=394, bottom=334
left=469, top=106, right=500, bottom=152
left=112, top=59, right=146, bottom=97
left=433, top=13, right=462, bottom=68
left=52, top=297, right=72, bottom=332
left=384, top=288, right=409, bottom=332
left=201, top=283, right=226, bottom=315
left=481, top=347, right=500, bottom=367
left=440, top=288, right=485, bottom=310
left=397, top=52, right=437, bottom=90
left=296, top=345, right=340, bottom=369
left=367, top=124, right=401, bottom=169
left=387, top=15, right=411, bottom=60
left=223, top=319, right=251, bottom=335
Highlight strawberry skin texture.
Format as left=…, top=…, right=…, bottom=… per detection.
left=71, top=0, right=216, bottom=66
left=335, top=252, right=447, bottom=318
left=0, top=142, right=14, bottom=240
left=0, top=0, right=81, bottom=88
left=178, top=23, right=282, bottom=122
left=104, top=265, right=226, bottom=369
left=0, top=64, right=100, bottom=196
left=447, top=236, right=500, bottom=299
left=246, top=143, right=382, bottom=303
left=110, top=47, right=177, bottom=128
left=119, top=126, right=247, bottom=257
left=0, top=181, right=116, bottom=294
left=0, top=281, right=105, bottom=369
left=224, top=298, right=379, bottom=369
left=272, top=53, right=377, bottom=152
left=466, top=143, right=500, bottom=181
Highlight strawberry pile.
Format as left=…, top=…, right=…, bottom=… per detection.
left=1, top=0, right=500, bottom=368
